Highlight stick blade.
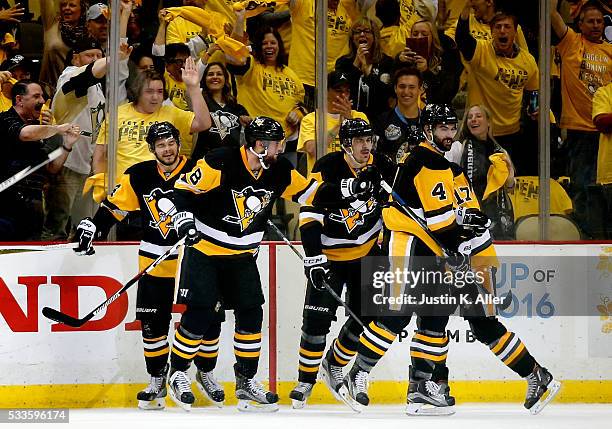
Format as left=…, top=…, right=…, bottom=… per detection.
left=42, top=306, right=86, bottom=327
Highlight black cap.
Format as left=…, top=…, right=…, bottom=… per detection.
left=327, top=70, right=350, bottom=89
left=0, top=54, right=30, bottom=72
left=67, top=38, right=103, bottom=61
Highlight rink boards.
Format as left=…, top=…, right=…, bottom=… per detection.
left=0, top=242, right=611, bottom=407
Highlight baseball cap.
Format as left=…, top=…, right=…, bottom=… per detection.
left=67, top=38, right=104, bottom=61
left=327, top=70, right=350, bottom=89
left=0, top=54, right=30, bottom=72
left=87, top=3, right=109, bottom=21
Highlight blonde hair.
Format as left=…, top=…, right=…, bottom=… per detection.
left=411, top=19, right=443, bottom=73
left=348, top=16, right=385, bottom=64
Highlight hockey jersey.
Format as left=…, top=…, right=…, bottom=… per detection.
left=299, top=151, right=394, bottom=261
left=382, top=142, right=492, bottom=256
left=174, top=146, right=347, bottom=256
left=95, top=155, right=194, bottom=277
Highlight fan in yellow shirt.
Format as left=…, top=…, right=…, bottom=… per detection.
left=226, top=11, right=305, bottom=139
left=92, top=61, right=211, bottom=199
left=297, top=71, right=369, bottom=173
left=593, top=83, right=612, bottom=186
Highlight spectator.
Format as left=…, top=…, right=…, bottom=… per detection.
left=551, top=0, right=612, bottom=238
left=447, top=104, right=516, bottom=239
left=373, top=67, right=424, bottom=163
left=593, top=81, right=612, bottom=238
left=395, top=18, right=463, bottom=104
left=43, top=38, right=131, bottom=241
left=0, top=54, right=32, bottom=112
left=92, top=59, right=210, bottom=184
left=0, top=80, right=79, bottom=240
left=162, top=43, right=191, bottom=111
left=335, top=16, right=395, bottom=121
left=227, top=21, right=305, bottom=146
left=40, top=0, right=90, bottom=92
left=191, top=62, right=250, bottom=160
left=166, top=0, right=211, bottom=45
left=288, top=0, right=362, bottom=110
left=567, top=0, right=611, bottom=44
left=85, top=3, right=108, bottom=47
left=297, top=70, right=369, bottom=173
left=376, top=0, right=408, bottom=58
left=456, top=4, right=539, bottom=173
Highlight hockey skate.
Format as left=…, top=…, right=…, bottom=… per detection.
left=195, top=369, right=225, bottom=407
left=137, top=367, right=168, bottom=410
left=406, top=367, right=455, bottom=416
left=524, top=365, right=561, bottom=414
left=289, top=382, right=314, bottom=409
left=338, top=365, right=369, bottom=413
left=320, top=357, right=345, bottom=403
left=437, top=381, right=456, bottom=406
left=168, top=369, right=195, bottom=411
left=235, top=367, right=279, bottom=412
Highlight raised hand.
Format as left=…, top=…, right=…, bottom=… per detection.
left=181, top=56, right=199, bottom=88
left=0, top=3, right=25, bottom=22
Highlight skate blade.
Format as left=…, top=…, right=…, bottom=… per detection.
left=137, top=397, right=166, bottom=410
left=406, top=402, right=455, bottom=416
left=168, top=390, right=193, bottom=411
left=237, top=399, right=279, bottom=413
left=291, top=398, right=306, bottom=409
left=195, top=383, right=224, bottom=408
left=529, top=380, right=562, bottom=415
left=321, top=375, right=345, bottom=404
left=337, top=385, right=363, bottom=413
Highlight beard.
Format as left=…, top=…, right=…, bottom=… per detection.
left=156, top=152, right=179, bottom=166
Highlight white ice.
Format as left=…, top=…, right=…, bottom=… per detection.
left=17, top=404, right=612, bottom=429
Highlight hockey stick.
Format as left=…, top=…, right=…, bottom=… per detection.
left=0, top=147, right=64, bottom=193
left=42, top=236, right=186, bottom=327
left=266, top=220, right=364, bottom=327
left=0, top=243, right=77, bottom=253
left=379, top=179, right=511, bottom=312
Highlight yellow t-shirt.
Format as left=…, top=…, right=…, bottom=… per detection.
left=164, top=70, right=189, bottom=111
left=289, top=0, right=357, bottom=87
left=235, top=59, right=304, bottom=135
left=557, top=28, right=612, bottom=131
left=467, top=40, right=539, bottom=136
left=297, top=110, right=369, bottom=173
left=593, top=83, right=612, bottom=185
left=0, top=91, right=11, bottom=112
left=380, top=25, right=409, bottom=58
left=509, top=176, right=573, bottom=221
left=276, top=3, right=292, bottom=52
left=399, top=0, right=419, bottom=30
left=96, top=103, right=195, bottom=177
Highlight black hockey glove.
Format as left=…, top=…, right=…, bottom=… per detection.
left=445, top=250, right=470, bottom=273
left=456, top=207, right=491, bottom=235
left=304, top=254, right=331, bottom=291
left=340, top=165, right=381, bottom=198
left=74, top=217, right=97, bottom=256
left=173, top=211, right=202, bottom=246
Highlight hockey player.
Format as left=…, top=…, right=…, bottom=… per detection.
left=429, top=167, right=562, bottom=415
left=289, top=119, right=394, bottom=408
left=339, top=104, right=489, bottom=414
left=168, top=116, right=375, bottom=412
left=73, top=122, right=225, bottom=410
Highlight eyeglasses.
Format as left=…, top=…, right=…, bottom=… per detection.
left=352, top=28, right=372, bottom=35
left=167, top=58, right=186, bottom=66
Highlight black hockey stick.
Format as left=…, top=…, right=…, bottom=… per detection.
left=0, top=147, right=64, bottom=193
left=42, top=237, right=186, bottom=327
left=379, top=180, right=512, bottom=313
left=266, top=220, right=364, bottom=327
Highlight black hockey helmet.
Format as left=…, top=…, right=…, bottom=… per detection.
left=244, top=116, right=285, bottom=147
left=146, top=121, right=180, bottom=151
left=421, top=104, right=458, bottom=128
left=405, top=126, right=426, bottom=147
left=339, top=118, right=373, bottom=148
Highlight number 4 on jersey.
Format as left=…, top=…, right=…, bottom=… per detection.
left=431, top=182, right=447, bottom=201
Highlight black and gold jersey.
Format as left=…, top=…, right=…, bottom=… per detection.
left=383, top=142, right=464, bottom=255
left=95, top=155, right=194, bottom=277
left=299, top=151, right=393, bottom=262
left=174, top=146, right=346, bottom=257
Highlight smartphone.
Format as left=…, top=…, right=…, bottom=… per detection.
left=406, top=37, right=429, bottom=60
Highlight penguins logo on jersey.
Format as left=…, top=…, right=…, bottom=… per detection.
left=329, top=197, right=377, bottom=233
left=144, top=188, right=177, bottom=239
left=223, top=186, right=273, bottom=231
left=210, top=110, right=240, bottom=140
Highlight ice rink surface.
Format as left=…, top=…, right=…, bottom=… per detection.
left=16, top=404, right=611, bottom=429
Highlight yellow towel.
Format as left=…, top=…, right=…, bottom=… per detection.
left=164, top=6, right=249, bottom=58
left=83, top=173, right=107, bottom=203
left=483, top=153, right=510, bottom=201
left=232, top=0, right=291, bottom=18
